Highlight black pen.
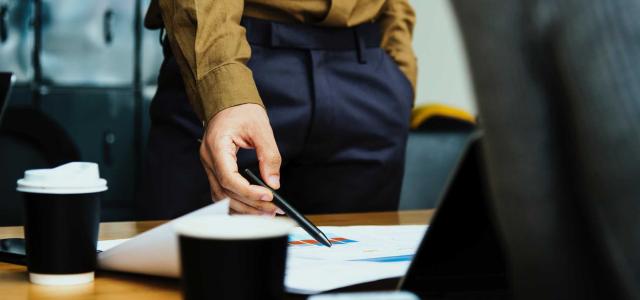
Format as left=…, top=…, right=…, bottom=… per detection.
left=244, top=169, right=332, bottom=247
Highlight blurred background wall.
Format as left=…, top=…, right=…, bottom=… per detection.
left=410, top=0, right=476, bottom=114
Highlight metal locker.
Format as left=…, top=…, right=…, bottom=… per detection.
left=139, top=0, right=163, bottom=149
left=0, top=0, right=34, bottom=82
left=40, top=0, right=135, bottom=86
left=140, top=0, right=163, bottom=86
left=0, top=0, right=157, bottom=223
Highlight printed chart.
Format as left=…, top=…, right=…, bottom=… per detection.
left=286, top=225, right=427, bottom=262
left=285, top=225, right=428, bottom=294
left=289, top=233, right=358, bottom=247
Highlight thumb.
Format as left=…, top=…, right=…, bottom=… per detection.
left=253, top=128, right=282, bottom=189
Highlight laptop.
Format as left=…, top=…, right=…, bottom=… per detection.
left=0, top=72, right=13, bottom=124
left=398, top=132, right=510, bottom=298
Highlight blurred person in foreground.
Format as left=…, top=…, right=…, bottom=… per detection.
left=453, top=0, right=640, bottom=299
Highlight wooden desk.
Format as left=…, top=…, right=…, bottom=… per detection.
left=0, top=210, right=433, bottom=299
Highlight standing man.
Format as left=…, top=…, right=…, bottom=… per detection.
left=138, top=0, right=417, bottom=219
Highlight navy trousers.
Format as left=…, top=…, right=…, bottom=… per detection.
left=138, top=18, right=413, bottom=219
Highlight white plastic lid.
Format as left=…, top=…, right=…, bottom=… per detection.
left=174, top=215, right=295, bottom=240
left=17, top=162, right=108, bottom=194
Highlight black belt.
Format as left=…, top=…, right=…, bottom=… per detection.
left=242, top=17, right=381, bottom=50
left=163, top=17, right=380, bottom=64
left=242, top=17, right=380, bottom=63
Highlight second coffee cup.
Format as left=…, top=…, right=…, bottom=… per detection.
left=175, top=215, right=295, bottom=300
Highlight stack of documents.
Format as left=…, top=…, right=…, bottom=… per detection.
left=97, top=201, right=428, bottom=294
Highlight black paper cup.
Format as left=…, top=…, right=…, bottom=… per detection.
left=17, top=162, right=107, bottom=285
left=174, top=215, right=295, bottom=300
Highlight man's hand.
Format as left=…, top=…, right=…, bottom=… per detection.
left=200, top=103, right=284, bottom=215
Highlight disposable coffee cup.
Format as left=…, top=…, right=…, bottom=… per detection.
left=175, top=215, right=295, bottom=300
left=17, top=162, right=107, bottom=286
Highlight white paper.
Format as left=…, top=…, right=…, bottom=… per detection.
left=97, top=203, right=427, bottom=294
left=97, top=239, right=127, bottom=251
left=284, top=225, right=427, bottom=294
left=97, top=199, right=229, bottom=277
left=285, top=258, right=412, bottom=294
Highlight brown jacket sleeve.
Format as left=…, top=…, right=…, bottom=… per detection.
left=378, top=0, right=418, bottom=95
left=158, top=0, right=263, bottom=124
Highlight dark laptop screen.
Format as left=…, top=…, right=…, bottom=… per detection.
left=399, top=134, right=510, bottom=298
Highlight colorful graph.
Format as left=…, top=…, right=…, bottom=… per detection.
left=354, top=254, right=414, bottom=262
left=288, top=233, right=358, bottom=247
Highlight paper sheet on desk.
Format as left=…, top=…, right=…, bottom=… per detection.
left=284, top=225, right=427, bottom=294
left=97, top=199, right=230, bottom=277
left=285, top=258, right=414, bottom=294
left=96, top=202, right=427, bottom=294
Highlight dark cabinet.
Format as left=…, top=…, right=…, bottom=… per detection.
left=39, top=88, right=137, bottom=220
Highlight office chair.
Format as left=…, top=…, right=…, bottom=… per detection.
left=452, top=0, right=640, bottom=299
left=399, top=104, right=475, bottom=209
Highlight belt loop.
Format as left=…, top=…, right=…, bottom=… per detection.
left=268, top=22, right=278, bottom=48
left=354, top=27, right=367, bottom=64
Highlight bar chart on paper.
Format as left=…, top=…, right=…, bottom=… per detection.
left=285, top=225, right=428, bottom=294
left=289, top=233, right=358, bottom=247
left=287, top=225, right=427, bottom=262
